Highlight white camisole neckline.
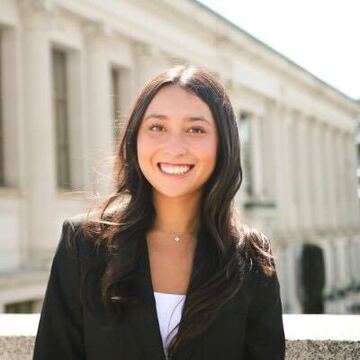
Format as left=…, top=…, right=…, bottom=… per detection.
left=153, top=291, right=186, bottom=358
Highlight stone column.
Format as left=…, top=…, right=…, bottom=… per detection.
left=321, top=239, right=336, bottom=294
left=332, top=130, right=342, bottom=230
left=345, top=133, right=360, bottom=230
left=347, top=236, right=360, bottom=310
left=284, top=243, right=303, bottom=313
left=350, top=236, right=360, bottom=284
left=333, top=129, right=344, bottom=231
left=332, top=236, right=351, bottom=313
left=288, top=111, right=302, bottom=231
left=305, top=117, right=314, bottom=231
left=258, top=102, right=279, bottom=233
left=324, top=125, right=337, bottom=230
left=311, top=120, right=324, bottom=231
left=83, top=22, right=115, bottom=197
left=236, top=110, right=251, bottom=206
left=337, top=132, right=348, bottom=230
left=249, top=114, right=264, bottom=200
left=260, top=103, right=276, bottom=200
left=275, top=245, right=290, bottom=313
left=273, top=105, right=289, bottom=232
left=316, top=122, right=327, bottom=231
left=296, top=115, right=311, bottom=232
left=321, top=239, right=338, bottom=313
left=285, top=109, right=298, bottom=231
left=19, top=2, right=58, bottom=266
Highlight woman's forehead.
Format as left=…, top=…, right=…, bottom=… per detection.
left=144, top=85, right=214, bottom=122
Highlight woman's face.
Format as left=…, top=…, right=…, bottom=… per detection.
left=137, top=85, right=219, bottom=199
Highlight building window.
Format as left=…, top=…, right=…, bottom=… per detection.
left=0, top=30, right=4, bottom=186
left=52, top=48, right=71, bottom=189
left=239, top=111, right=254, bottom=198
left=5, top=300, right=34, bottom=313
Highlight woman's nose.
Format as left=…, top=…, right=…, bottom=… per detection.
left=164, top=133, right=187, bottom=155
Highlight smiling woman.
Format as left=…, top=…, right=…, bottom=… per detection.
left=33, top=65, right=285, bottom=360
left=137, top=85, right=218, bottom=201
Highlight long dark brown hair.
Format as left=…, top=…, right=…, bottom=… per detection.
left=78, top=64, right=276, bottom=357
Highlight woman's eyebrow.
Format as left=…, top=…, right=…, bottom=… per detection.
left=144, top=113, right=212, bottom=125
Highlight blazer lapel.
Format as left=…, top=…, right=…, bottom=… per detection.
left=124, top=236, right=166, bottom=360
left=125, top=235, right=204, bottom=360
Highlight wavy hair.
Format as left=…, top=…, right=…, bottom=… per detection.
left=79, top=64, right=276, bottom=357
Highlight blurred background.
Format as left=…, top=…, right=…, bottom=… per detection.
left=0, top=0, right=359, bottom=315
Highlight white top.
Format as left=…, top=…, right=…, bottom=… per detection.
left=153, top=291, right=186, bottom=357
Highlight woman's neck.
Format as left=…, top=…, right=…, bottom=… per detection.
left=152, top=191, right=201, bottom=234
left=149, top=190, right=201, bottom=250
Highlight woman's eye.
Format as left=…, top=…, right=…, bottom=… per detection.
left=188, top=127, right=206, bottom=134
left=148, top=124, right=206, bottom=134
left=149, top=124, right=164, bottom=131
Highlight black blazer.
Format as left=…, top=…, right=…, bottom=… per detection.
left=33, top=217, right=286, bottom=360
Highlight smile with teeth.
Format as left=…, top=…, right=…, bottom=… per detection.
left=158, top=163, right=194, bottom=176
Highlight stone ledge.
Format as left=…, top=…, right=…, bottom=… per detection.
left=285, top=340, right=359, bottom=360
left=0, top=314, right=359, bottom=359
left=284, top=314, right=360, bottom=359
left=283, top=314, right=360, bottom=341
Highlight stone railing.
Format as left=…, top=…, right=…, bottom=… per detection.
left=283, top=314, right=360, bottom=359
left=0, top=314, right=359, bottom=359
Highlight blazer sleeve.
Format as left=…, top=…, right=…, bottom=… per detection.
left=32, top=219, right=85, bottom=360
left=243, top=263, right=286, bottom=359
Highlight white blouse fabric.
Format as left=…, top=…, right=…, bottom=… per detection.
left=153, top=291, right=186, bottom=357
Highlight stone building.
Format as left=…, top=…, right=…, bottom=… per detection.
left=357, top=112, right=360, bottom=202
left=0, top=0, right=359, bottom=314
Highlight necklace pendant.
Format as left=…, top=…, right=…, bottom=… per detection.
left=174, top=236, right=180, bottom=242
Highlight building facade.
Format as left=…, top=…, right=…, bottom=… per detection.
left=0, top=0, right=359, bottom=314
left=356, top=111, right=360, bottom=203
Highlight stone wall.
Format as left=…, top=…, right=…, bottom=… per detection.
left=0, top=314, right=359, bottom=359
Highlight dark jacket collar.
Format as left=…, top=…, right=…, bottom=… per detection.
left=126, top=235, right=203, bottom=360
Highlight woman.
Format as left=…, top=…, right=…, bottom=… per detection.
left=33, top=65, right=286, bottom=360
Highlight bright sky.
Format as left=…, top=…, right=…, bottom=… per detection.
left=197, top=0, right=360, bottom=101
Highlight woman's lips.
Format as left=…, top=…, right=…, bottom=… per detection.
left=157, top=163, right=195, bottom=176
left=158, top=162, right=194, bottom=166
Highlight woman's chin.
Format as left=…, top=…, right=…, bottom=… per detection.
left=152, top=187, right=198, bottom=200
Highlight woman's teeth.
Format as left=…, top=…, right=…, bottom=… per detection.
left=158, top=163, right=194, bottom=175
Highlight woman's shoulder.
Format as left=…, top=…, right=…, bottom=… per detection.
left=59, top=212, right=110, bottom=262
